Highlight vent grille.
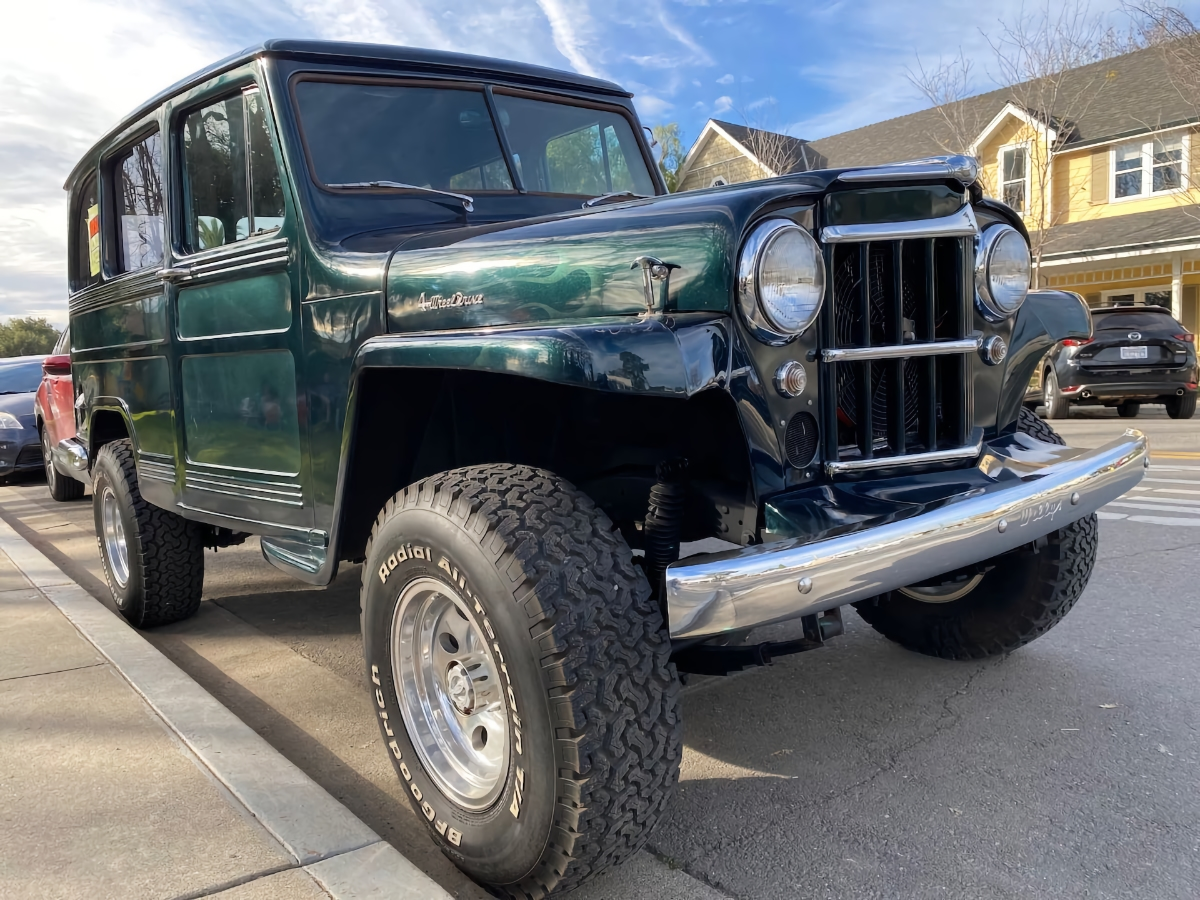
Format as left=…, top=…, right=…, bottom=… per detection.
left=821, top=236, right=973, bottom=471
left=785, top=412, right=819, bottom=468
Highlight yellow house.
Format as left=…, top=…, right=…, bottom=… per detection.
left=676, top=44, right=1200, bottom=334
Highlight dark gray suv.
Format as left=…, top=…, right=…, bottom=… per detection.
left=1033, top=305, right=1197, bottom=419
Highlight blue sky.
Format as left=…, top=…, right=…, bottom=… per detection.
left=0, top=0, right=1182, bottom=322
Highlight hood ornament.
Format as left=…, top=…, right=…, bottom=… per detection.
left=631, top=256, right=680, bottom=314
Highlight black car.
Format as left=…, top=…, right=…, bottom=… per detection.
left=0, top=356, right=48, bottom=480
left=1034, top=305, right=1197, bottom=418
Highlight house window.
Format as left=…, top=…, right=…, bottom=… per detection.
left=709, top=176, right=728, bottom=187
left=1000, top=145, right=1027, bottom=213
left=1112, top=133, right=1186, bottom=200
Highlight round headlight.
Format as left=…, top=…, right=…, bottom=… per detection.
left=975, top=224, right=1031, bottom=319
left=738, top=219, right=825, bottom=343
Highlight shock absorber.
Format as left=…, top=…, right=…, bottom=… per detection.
left=643, top=458, right=688, bottom=594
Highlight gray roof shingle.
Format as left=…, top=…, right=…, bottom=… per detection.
left=1038, top=204, right=1200, bottom=260
left=806, top=43, right=1195, bottom=169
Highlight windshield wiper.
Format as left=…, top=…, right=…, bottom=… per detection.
left=325, top=181, right=474, bottom=212
left=582, top=191, right=649, bottom=209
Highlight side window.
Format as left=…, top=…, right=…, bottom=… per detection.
left=181, top=87, right=283, bottom=253
left=115, top=132, right=165, bottom=272
left=72, top=173, right=102, bottom=291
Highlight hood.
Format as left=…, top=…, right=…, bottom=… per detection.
left=383, top=175, right=831, bottom=333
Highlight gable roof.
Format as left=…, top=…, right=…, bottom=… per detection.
left=708, top=120, right=819, bottom=173
left=806, top=42, right=1197, bottom=169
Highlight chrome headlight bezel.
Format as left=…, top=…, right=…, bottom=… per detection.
left=738, top=218, right=826, bottom=345
left=975, top=224, right=1031, bottom=321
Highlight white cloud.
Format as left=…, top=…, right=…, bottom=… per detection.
left=747, top=95, right=776, bottom=111
left=635, top=94, right=674, bottom=119
left=536, top=0, right=605, bottom=78
left=716, top=73, right=734, bottom=85
left=713, top=95, right=733, bottom=114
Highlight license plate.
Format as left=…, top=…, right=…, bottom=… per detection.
left=1121, top=346, right=1148, bottom=359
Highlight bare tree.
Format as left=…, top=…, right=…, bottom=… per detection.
left=907, top=51, right=992, bottom=155
left=909, top=2, right=1150, bottom=284
left=735, top=101, right=811, bottom=178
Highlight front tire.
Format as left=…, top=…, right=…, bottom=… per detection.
left=43, top=426, right=84, bottom=502
left=92, top=440, right=204, bottom=627
left=853, top=409, right=1098, bottom=659
left=361, top=464, right=681, bottom=898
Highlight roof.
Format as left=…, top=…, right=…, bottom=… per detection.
left=708, top=120, right=818, bottom=174
left=1038, top=204, right=1200, bottom=262
left=66, top=39, right=630, bottom=191
left=807, top=42, right=1197, bottom=169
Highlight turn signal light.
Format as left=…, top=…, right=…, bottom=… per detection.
left=1173, top=333, right=1194, bottom=343
left=1061, top=338, right=1093, bottom=347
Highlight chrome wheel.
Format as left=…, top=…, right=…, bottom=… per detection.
left=100, top=486, right=131, bottom=588
left=391, top=577, right=509, bottom=810
left=900, top=573, right=985, bottom=604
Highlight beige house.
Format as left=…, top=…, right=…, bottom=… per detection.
left=676, top=45, right=1200, bottom=334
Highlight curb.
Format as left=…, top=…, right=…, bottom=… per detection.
left=0, top=517, right=451, bottom=900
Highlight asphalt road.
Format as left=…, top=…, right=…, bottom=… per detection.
left=1, top=409, right=1196, bottom=900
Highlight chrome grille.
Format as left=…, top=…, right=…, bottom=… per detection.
left=818, top=220, right=979, bottom=474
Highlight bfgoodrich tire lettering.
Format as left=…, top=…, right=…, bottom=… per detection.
left=360, top=464, right=680, bottom=898
left=92, top=439, right=204, bottom=628
left=853, top=409, right=1098, bottom=659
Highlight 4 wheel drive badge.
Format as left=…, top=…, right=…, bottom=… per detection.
left=416, top=291, right=484, bottom=312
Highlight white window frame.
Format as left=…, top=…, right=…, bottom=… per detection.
left=708, top=175, right=729, bottom=188
left=1109, top=131, right=1189, bottom=203
left=1099, top=285, right=1173, bottom=306
left=997, top=141, right=1031, bottom=215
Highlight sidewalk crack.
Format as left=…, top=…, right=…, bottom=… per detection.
left=0, top=662, right=105, bottom=683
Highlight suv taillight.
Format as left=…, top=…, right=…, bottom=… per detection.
left=1173, top=333, right=1195, bottom=343
left=1061, top=338, right=1093, bottom=347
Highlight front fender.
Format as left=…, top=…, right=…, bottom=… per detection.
left=997, top=290, right=1091, bottom=430
left=351, top=313, right=732, bottom=397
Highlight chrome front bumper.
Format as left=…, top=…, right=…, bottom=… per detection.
left=666, top=430, right=1148, bottom=640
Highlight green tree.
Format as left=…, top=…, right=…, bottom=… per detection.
left=0, top=317, right=61, bottom=358
left=651, top=123, right=686, bottom=192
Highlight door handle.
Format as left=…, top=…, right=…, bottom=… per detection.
left=160, top=266, right=192, bottom=284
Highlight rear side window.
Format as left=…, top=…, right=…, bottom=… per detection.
left=115, top=132, right=165, bottom=272
left=181, top=88, right=284, bottom=253
left=72, top=173, right=102, bottom=291
left=1094, top=311, right=1183, bottom=331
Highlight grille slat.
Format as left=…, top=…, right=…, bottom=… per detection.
left=825, top=229, right=973, bottom=474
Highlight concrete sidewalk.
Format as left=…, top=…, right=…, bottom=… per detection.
left=0, top=521, right=449, bottom=900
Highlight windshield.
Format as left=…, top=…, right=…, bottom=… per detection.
left=292, top=79, right=655, bottom=200
left=0, top=359, right=44, bottom=394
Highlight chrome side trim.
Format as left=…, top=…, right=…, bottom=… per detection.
left=138, top=458, right=177, bottom=484
left=822, top=335, right=983, bottom=362
left=822, top=206, right=978, bottom=244
left=162, top=238, right=289, bottom=285
left=824, top=438, right=984, bottom=476
left=836, top=154, right=979, bottom=186
left=666, top=430, right=1147, bottom=640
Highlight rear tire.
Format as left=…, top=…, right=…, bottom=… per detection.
left=1042, top=368, right=1069, bottom=419
left=1165, top=392, right=1197, bottom=419
left=43, top=427, right=84, bottom=502
left=92, top=440, right=204, bottom=627
left=853, top=410, right=1098, bottom=659
left=361, top=464, right=681, bottom=898
left=1117, top=400, right=1140, bottom=418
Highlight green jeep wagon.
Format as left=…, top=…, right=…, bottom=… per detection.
left=62, top=40, right=1147, bottom=898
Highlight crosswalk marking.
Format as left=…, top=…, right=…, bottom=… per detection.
left=1100, top=462, right=1200, bottom=529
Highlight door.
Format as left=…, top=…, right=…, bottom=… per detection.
left=167, top=81, right=308, bottom=531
